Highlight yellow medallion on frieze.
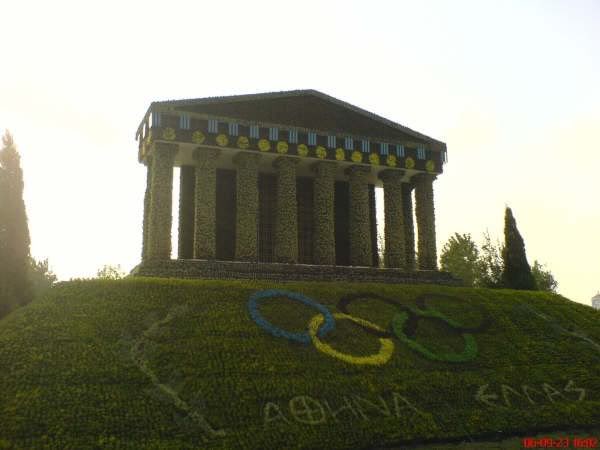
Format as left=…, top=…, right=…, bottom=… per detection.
left=315, top=146, right=327, bottom=159
left=192, top=130, right=205, bottom=144
left=351, top=151, right=363, bottom=163
left=386, top=154, right=397, bottom=167
left=426, top=160, right=435, bottom=173
left=276, top=141, right=288, bottom=154
left=297, top=144, right=309, bottom=157
left=369, top=153, right=380, bottom=165
left=237, top=136, right=250, bottom=149
left=162, top=127, right=176, bottom=141
left=405, top=156, right=415, bottom=169
left=258, top=139, right=271, bottom=152
left=216, top=134, right=229, bottom=147
left=335, top=148, right=345, bottom=161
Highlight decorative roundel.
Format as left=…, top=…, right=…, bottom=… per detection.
left=248, top=289, right=335, bottom=345
left=192, top=130, right=205, bottom=144
left=216, top=134, right=229, bottom=147
left=335, top=148, right=345, bottom=161
left=351, top=151, right=363, bottom=163
left=405, top=156, right=415, bottom=169
left=309, top=313, right=394, bottom=366
left=276, top=141, right=288, bottom=154
left=297, top=144, right=309, bottom=157
left=315, top=145, right=327, bottom=159
left=386, top=154, right=397, bottom=167
left=237, top=136, right=250, bottom=149
left=258, top=139, right=271, bottom=152
left=162, top=127, right=176, bottom=141
left=425, top=160, right=435, bottom=172
left=369, top=153, right=380, bottom=165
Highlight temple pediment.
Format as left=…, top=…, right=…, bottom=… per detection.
left=146, top=90, right=445, bottom=149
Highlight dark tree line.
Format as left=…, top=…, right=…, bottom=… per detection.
left=440, top=206, right=557, bottom=291
left=0, top=131, right=33, bottom=316
left=0, top=131, right=56, bottom=318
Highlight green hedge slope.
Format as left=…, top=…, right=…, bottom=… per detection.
left=0, top=278, right=599, bottom=449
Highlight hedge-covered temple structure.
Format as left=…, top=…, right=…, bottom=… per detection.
left=133, top=90, right=457, bottom=284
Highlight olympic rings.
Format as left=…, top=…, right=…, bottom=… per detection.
left=391, top=312, right=478, bottom=363
left=248, top=290, right=491, bottom=365
left=248, top=289, right=335, bottom=344
left=309, top=313, right=395, bottom=366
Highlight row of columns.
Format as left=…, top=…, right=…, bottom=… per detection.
left=142, top=144, right=438, bottom=270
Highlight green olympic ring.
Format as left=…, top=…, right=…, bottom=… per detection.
left=391, top=311, right=478, bottom=363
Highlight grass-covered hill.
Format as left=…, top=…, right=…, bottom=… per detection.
left=1, top=278, right=599, bottom=449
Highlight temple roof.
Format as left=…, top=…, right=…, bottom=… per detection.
left=142, top=90, right=446, bottom=151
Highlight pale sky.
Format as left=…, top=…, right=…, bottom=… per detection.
left=1, top=0, right=598, bottom=306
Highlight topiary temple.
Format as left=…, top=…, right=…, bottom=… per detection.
left=133, top=90, right=456, bottom=284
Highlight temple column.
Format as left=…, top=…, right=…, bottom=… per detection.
left=193, top=148, right=220, bottom=259
left=147, top=142, right=178, bottom=260
left=178, top=165, right=195, bottom=259
left=273, top=156, right=300, bottom=263
left=141, top=155, right=153, bottom=261
left=312, top=161, right=336, bottom=265
left=401, top=182, right=416, bottom=270
left=233, top=152, right=261, bottom=261
left=346, top=165, right=372, bottom=266
left=414, top=173, right=438, bottom=270
left=379, top=169, right=405, bottom=269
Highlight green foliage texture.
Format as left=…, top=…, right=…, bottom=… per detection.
left=440, top=233, right=479, bottom=286
left=0, top=131, right=32, bottom=316
left=414, top=174, right=437, bottom=270
left=312, top=162, right=336, bottom=265
left=347, top=166, right=372, bottom=266
left=0, top=278, right=598, bottom=449
left=502, top=207, right=537, bottom=290
left=273, top=157, right=299, bottom=263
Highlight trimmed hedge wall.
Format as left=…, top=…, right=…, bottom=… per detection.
left=147, top=143, right=178, bottom=260
left=0, top=279, right=598, bottom=449
left=312, top=161, right=337, bottom=265
left=273, top=157, right=300, bottom=264
left=380, top=170, right=406, bottom=269
left=414, top=174, right=437, bottom=270
left=347, top=165, right=372, bottom=266
left=193, top=148, right=220, bottom=259
left=233, top=152, right=261, bottom=261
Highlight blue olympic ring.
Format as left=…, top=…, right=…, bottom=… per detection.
left=248, top=289, right=335, bottom=344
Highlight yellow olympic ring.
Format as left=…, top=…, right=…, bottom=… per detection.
left=308, top=313, right=394, bottom=366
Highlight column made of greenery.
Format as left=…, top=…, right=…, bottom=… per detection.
left=193, top=148, right=220, bottom=259
left=414, top=173, right=438, bottom=270
left=401, top=182, right=416, bottom=270
left=346, top=165, right=372, bottom=267
left=178, top=166, right=195, bottom=259
left=147, top=143, right=178, bottom=260
left=233, top=152, right=261, bottom=261
left=312, top=161, right=337, bottom=265
left=274, top=156, right=300, bottom=263
left=379, top=169, right=405, bottom=269
left=141, top=156, right=153, bottom=261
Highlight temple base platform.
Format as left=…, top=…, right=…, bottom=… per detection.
left=131, top=259, right=462, bottom=286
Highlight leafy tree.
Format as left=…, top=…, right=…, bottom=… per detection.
left=96, top=264, right=126, bottom=280
left=501, top=207, right=537, bottom=290
left=474, top=230, right=504, bottom=288
left=440, top=233, right=479, bottom=286
left=29, top=257, right=58, bottom=299
left=0, top=131, right=32, bottom=316
left=531, top=260, right=558, bottom=293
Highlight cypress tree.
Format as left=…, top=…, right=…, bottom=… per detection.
left=0, top=131, right=32, bottom=313
left=501, top=206, right=537, bottom=290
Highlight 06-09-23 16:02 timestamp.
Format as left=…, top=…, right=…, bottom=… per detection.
left=522, top=437, right=598, bottom=448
